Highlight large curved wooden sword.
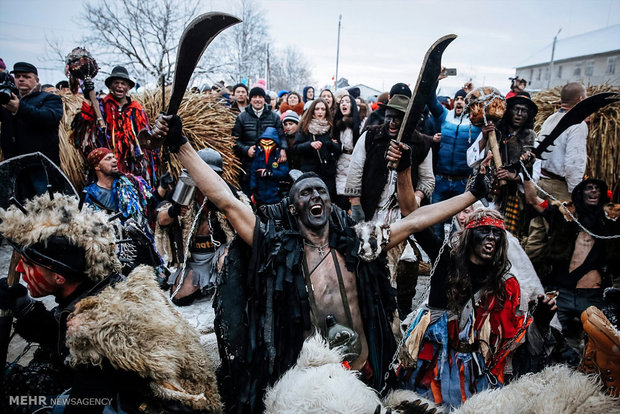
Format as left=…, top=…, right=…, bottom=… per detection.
left=534, top=92, right=620, bottom=160
left=138, top=12, right=242, bottom=149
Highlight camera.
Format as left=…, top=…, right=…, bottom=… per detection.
left=0, top=72, right=19, bottom=105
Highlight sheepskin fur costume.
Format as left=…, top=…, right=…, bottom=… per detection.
left=65, top=265, right=223, bottom=412
left=453, top=365, right=619, bottom=414
left=0, top=193, right=121, bottom=282
left=264, top=334, right=438, bottom=414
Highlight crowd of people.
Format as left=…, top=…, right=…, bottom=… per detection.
left=0, top=57, right=619, bottom=414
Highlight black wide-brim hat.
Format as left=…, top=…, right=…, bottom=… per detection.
left=105, top=66, right=135, bottom=89
left=506, top=95, right=538, bottom=118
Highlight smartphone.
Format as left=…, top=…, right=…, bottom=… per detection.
left=442, top=68, right=457, bottom=76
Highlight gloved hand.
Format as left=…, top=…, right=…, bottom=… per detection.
left=258, top=169, right=273, bottom=178
left=466, top=168, right=493, bottom=199
left=167, top=202, right=182, bottom=219
left=158, top=172, right=175, bottom=190
left=351, top=204, right=365, bottom=223
left=531, top=294, right=557, bottom=333
left=154, top=114, right=188, bottom=153
left=0, top=278, right=33, bottom=318
left=82, top=78, right=95, bottom=96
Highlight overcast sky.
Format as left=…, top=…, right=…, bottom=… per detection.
left=2, top=0, right=619, bottom=95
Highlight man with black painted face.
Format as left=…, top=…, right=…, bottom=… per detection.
left=345, top=94, right=435, bottom=223
left=468, top=94, right=539, bottom=235
left=150, top=112, right=492, bottom=411
left=522, top=169, right=620, bottom=350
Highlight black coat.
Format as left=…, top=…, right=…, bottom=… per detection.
left=0, top=89, right=63, bottom=165
left=233, top=106, right=285, bottom=167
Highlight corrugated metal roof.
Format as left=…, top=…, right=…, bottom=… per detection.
left=517, top=24, right=620, bottom=68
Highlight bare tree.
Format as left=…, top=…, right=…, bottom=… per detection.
left=270, top=46, right=314, bottom=92
left=227, top=0, right=269, bottom=84
left=80, top=0, right=200, bottom=86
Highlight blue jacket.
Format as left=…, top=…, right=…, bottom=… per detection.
left=249, top=135, right=289, bottom=204
left=428, top=90, right=481, bottom=177
left=0, top=87, right=63, bottom=165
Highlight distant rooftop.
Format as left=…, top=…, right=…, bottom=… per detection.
left=516, top=24, right=620, bottom=68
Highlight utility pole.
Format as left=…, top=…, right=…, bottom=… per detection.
left=548, top=28, right=562, bottom=89
left=335, top=14, right=342, bottom=89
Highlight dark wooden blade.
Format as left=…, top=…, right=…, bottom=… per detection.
left=166, top=12, right=242, bottom=115
left=534, top=92, right=620, bottom=159
left=398, top=34, right=457, bottom=142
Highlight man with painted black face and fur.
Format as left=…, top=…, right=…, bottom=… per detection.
left=151, top=112, right=492, bottom=411
left=0, top=195, right=222, bottom=413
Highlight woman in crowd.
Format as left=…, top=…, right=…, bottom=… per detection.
left=293, top=98, right=341, bottom=199
left=279, top=91, right=304, bottom=115
left=333, top=94, right=360, bottom=210
left=319, top=89, right=337, bottom=117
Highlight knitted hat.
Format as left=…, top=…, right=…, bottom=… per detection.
left=281, top=110, right=300, bottom=124
left=87, top=147, right=112, bottom=167
left=278, top=90, right=289, bottom=98
left=390, top=83, right=411, bottom=98
left=454, top=89, right=467, bottom=99
left=348, top=87, right=361, bottom=99
left=0, top=58, right=6, bottom=70
left=249, top=86, right=266, bottom=99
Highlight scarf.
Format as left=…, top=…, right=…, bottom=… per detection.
left=308, top=118, right=330, bottom=135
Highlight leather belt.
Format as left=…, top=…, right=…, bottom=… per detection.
left=437, top=173, right=469, bottom=181
left=541, top=168, right=566, bottom=182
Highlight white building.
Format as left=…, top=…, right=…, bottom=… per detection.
left=515, top=25, right=620, bottom=90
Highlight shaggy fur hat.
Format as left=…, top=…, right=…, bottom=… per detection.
left=0, top=193, right=121, bottom=282
left=249, top=86, right=266, bottom=99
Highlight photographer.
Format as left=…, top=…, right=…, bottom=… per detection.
left=0, top=62, right=63, bottom=166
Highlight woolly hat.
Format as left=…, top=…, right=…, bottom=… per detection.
left=281, top=110, right=299, bottom=124
left=249, top=86, right=266, bottom=99
left=0, top=194, right=121, bottom=282
left=390, top=82, right=411, bottom=98
left=348, top=86, right=361, bottom=99
left=252, top=79, right=267, bottom=90
left=334, top=88, right=349, bottom=101
left=454, top=89, right=467, bottom=99
left=278, top=90, right=289, bottom=98
left=0, top=58, right=6, bottom=70
left=87, top=147, right=112, bottom=167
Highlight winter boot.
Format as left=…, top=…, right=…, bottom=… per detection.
left=579, top=306, right=620, bottom=397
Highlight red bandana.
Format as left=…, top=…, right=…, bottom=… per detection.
left=87, top=147, right=112, bottom=167
left=465, top=216, right=505, bottom=230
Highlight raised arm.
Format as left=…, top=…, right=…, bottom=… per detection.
left=386, top=163, right=492, bottom=250
left=154, top=115, right=256, bottom=245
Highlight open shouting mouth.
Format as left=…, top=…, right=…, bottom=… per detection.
left=310, top=204, right=323, bottom=217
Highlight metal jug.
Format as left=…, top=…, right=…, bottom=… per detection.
left=171, top=169, right=196, bottom=206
